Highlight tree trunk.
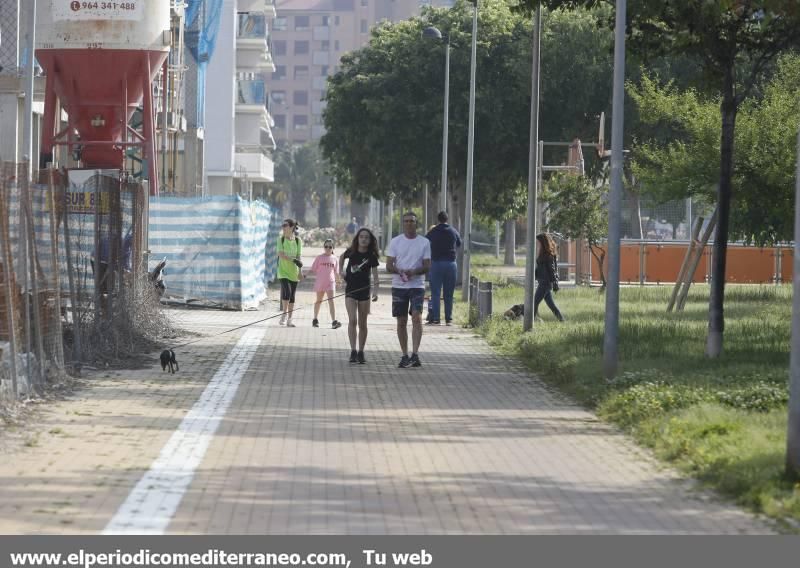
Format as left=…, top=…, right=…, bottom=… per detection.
left=318, top=189, right=331, bottom=228
left=590, top=246, right=607, bottom=289
left=504, top=218, right=516, bottom=266
left=291, top=189, right=307, bottom=225
left=706, top=64, right=737, bottom=358
left=629, top=189, right=643, bottom=239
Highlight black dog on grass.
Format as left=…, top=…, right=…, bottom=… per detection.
left=160, top=349, right=179, bottom=374
left=503, top=304, right=525, bottom=320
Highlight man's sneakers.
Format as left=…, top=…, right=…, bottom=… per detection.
left=425, top=320, right=440, bottom=326
left=398, top=354, right=421, bottom=368
left=349, top=350, right=358, bottom=363
left=312, top=318, right=319, bottom=328
left=332, top=320, right=342, bottom=329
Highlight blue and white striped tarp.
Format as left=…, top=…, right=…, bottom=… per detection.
left=149, top=195, right=280, bottom=310
left=10, top=188, right=280, bottom=311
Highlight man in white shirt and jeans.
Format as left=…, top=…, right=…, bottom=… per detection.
left=386, top=211, right=432, bottom=368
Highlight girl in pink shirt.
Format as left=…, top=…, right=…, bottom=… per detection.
left=309, top=239, right=342, bottom=329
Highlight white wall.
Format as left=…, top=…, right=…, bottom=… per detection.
left=204, top=0, right=237, bottom=193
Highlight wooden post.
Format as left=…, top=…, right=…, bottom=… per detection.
left=667, top=216, right=703, bottom=312
left=677, top=207, right=718, bottom=311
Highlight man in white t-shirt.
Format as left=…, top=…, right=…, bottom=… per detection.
left=386, top=211, right=432, bottom=368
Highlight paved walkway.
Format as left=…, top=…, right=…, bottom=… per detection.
left=0, top=253, right=777, bottom=534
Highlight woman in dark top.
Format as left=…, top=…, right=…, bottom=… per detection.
left=339, top=228, right=381, bottom=363
left=535, top=233, right=564, bottom=322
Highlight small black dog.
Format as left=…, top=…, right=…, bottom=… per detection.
left=504, top=304, right=525, bottom=320
left=160, top=349, right=179, bottom=374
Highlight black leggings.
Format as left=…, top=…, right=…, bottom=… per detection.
left=279, top=278, right=298, bottom=303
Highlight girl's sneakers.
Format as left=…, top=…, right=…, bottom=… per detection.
left=357, top=351, right=366, bottom=364
left=349, top=350, right=358, bottom=363
left=312, top=318, right=319, bottom=327
left=332, top=320, right=342, bottom=329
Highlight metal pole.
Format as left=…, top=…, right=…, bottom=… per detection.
left=23, top=0, right=36, bottom=181
left=424, top=183, right=428, bottom=229
left=787, top=128, right=800, bottom=479
left=602, top=0, right=627, bottom=379
left=461, top=0, right=478, bottom=302
left=523, top=5, right=542, bottom=331
left=495, top=220, right=500, bottom=259
left=441, top=40, right=450, bottom=212
left=22, top=0, right=37, bottom=389
left=333, top=183, right=337, bottom=226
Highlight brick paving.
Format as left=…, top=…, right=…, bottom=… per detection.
left=0, top=251, right=778, bottom=534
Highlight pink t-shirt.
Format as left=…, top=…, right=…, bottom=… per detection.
left=311, top=253, right=339, bottom=292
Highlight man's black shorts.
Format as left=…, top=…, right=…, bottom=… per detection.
left=392, top=287, right=425, bottom=317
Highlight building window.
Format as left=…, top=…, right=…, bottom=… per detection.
left=293, top=91, right=309, bottom=106
left=293, top=115, right=309, bottom=130
left=294, top=40, right=309, bottom=55
left=321, top=15, right=329, bottom=26
left=334, top=15, right=340, bottom=25
left=295, top=16, right=310, bottom=30
left=321, top=40, right=330, bottom=51
left=273, top=17, right=287, bottom=31
left=294, top=65, right=309, bottom=79
left=361, top=0, right=368, bottom=5
left=273, top=40, right=287, bottom=56
left=334, top=40, right=339, bottom=51
left=320, top=65, right=329, bottom=76
left=271, top=91, right=286, bottom=105
left=273, top=115, right=286, bottom=129
left=273, top=65, right=286, bottom=80
left=360, top=19, right=367, bottom=33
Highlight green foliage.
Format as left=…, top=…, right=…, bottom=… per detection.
left=543, top=174, right=608, bottom=246
left=322, top=1, right=616, bottom=220
left=273, top=142, right=333, bottom=225
left=543, top=173, right=609, bottom=283
left=630, top=54, right=800, bottom=245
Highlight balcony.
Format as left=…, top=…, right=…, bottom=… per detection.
left=235, top=149, right=275, bottom=182
left=237, top=0, right=276, bottom=17
left=237, top=79, right=266, bottom=107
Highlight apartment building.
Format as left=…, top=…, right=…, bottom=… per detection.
left=270, top=0, right=452, bottom=146
left=206, top=0, right=278, bottom=196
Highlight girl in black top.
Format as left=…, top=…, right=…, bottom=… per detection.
left=339, top=228, right=380, bottom=363
left=535, top=233, right=565, bottom=322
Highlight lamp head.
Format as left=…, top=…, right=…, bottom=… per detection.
left=422, top=26, right=443, bottom=40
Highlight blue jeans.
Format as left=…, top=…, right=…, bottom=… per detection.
left=534, top=281, right=563, bottom=321
left=429, top=260, right=458, bottom=322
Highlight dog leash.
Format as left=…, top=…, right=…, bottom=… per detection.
left=169, top=282, right=375, bottom=350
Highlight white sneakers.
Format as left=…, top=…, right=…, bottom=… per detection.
left=279, top=313, right=287, bottom=326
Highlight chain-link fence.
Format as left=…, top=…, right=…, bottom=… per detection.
left=0, top=163, right=172, bottom=403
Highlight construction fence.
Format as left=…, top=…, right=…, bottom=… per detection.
left=565, top=240, right=792, bottom=285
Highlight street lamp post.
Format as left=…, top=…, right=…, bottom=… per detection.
left=461, top=0, right=478, bottom=301
left=422, top=26, right=450, bottom=212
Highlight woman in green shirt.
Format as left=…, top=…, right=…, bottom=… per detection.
left=276, top=219, right=303, bottom=326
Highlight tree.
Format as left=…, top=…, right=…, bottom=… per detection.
left=630, top=55, right=800, bottom=246
left=272, top=142, right=334, bottom=226
left=543, top=173, right=609, bottom=287
left=531, top=0, right=800, bottom=357
left=322, top=1, right=617, bottom=234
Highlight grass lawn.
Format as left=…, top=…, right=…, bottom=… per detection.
left=463, top=264, right=800, bottom=530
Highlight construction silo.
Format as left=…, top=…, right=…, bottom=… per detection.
left=36, top=0, right=171, bottom=194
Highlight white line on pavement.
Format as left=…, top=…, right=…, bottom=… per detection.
left=103, top=328, right=266, bottom=534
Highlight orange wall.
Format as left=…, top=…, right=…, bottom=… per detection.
left=580, top=242, right=790, bottom=284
